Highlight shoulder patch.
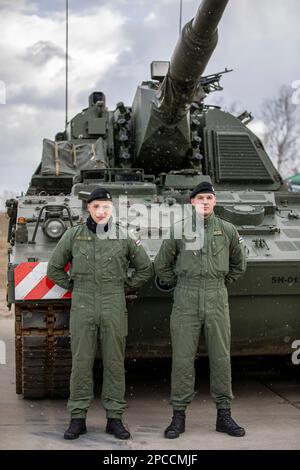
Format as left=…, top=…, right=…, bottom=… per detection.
left=237, top=232, right=244, bottom=243
left=135, top=239, right=142, bottom=246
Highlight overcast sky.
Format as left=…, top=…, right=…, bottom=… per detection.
left=0, top=0, right=299, bottom=201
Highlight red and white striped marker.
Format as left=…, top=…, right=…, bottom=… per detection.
left=14, top=262, right=72, bottom=301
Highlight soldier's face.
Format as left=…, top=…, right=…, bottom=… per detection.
left=88, top=200, right=113, bottom=224
left=191, top=193, right=216, bottom=218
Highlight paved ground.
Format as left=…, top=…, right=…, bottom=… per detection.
left=1, top=308, right=300, bottom=450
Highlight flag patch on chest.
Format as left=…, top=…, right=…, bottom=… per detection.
left=135, top=239, right=142, bottom=246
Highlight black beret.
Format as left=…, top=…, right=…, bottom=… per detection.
left=87, top=187, right=112, bottom=203
left=190, top=181, right=215, bottom=199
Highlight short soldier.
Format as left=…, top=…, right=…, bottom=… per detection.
left=154, top=181, right=247, bottom=438
left=47, top=187, right=152, bottom=440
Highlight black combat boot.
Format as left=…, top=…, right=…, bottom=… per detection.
left=164, top=410, right=185, bottom=439
left=64, top=418, right=87, bottom=440
left=106, top=418, right=131, bottom=440
left=216, top=409, right=245, bottom=437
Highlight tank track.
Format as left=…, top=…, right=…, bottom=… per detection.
left=15, top=303, right=72, bottom=398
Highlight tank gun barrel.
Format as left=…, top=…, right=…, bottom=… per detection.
left=191, top=0, right=229, bottom=38
left=154, top=0, right=229, bottom=124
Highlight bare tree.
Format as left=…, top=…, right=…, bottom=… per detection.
left=261, top=85, right=300, bottom=178
left=208, top=95, right=244, bottom=116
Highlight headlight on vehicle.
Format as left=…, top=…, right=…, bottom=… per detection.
left=43, top=218, right=66, bottom=239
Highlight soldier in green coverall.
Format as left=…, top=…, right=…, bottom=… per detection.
left=154, top=181, right=247, bottom=438
left=47, top=187, right=152, bottom=440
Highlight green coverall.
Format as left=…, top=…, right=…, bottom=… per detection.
left=154, top=212, right=246, bottom=410
left=47, top=222, right=152, bottom=419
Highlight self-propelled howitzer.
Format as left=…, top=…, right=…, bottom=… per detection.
left=5, top=0, right=300, bottom=399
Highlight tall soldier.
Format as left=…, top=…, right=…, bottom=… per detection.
left=154, top=182, right=247, bottom=438
left=47, top=188, right=152, bottom=440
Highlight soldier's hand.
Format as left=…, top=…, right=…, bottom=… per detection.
left=125, top=294, right=138, bottom=302
left=125, top=286, right=138, bottom=301
left=125, top=286, right=138, bottom=302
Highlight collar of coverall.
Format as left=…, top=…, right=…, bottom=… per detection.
left=203, top=211, right=215, bottom=229
left=86, top=215, right=113, bottom=234
left=189, top=210, right=215, bottom=232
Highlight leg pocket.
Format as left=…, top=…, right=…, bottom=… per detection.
left=172, top=285, right=198, bottom=315
left=102, top=290, right=128, bottom=338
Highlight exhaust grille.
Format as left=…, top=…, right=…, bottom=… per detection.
left=214, top=132, right=273, bottom=183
